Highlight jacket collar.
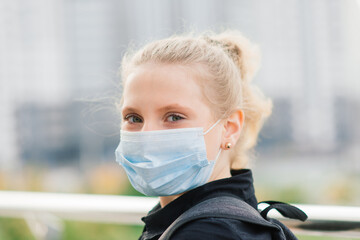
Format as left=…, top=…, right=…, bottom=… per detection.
left=141, top=169, right=257, bottom=239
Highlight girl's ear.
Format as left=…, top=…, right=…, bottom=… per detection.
left=221, top=109, right=244, bottom=149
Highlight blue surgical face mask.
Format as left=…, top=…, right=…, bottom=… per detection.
left=115, top=120, right=222, bottom=196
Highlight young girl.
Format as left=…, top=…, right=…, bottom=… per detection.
left=115, top=30, right=303, bottom=239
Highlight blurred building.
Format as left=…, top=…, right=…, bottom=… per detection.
left=0, top=0, right=359, bottom=169
left=14, top=102, right=119, bottom=169
left=0, top=0, right=67, bottom=169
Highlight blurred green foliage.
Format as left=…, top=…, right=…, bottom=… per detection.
left=0, top=217, right=143, bottom=240
left=0, top=218, right=36, bottom=240
left=256, top=184, right=309, bottom=204
left=62, top=221, right=143, bottom=240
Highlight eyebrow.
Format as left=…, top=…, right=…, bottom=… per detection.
left=121, top=106, right=138, bottom=115
left=156, top=104, right=194, bottom=114
left=121, top=104, right=194, bottom=115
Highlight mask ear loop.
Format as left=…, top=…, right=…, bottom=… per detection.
left=203, top=119, right=223, bottom=164
left=213, top=148, right=222, bottom=162
left=203, top=119, right=222, bottom=135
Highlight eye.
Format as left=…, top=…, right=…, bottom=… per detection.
left=166, top=113, right=185, bottom=122
left=124, top=114, right=143, bottom=123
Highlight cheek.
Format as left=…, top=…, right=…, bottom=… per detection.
left=203, top=128, right=223, bottom=160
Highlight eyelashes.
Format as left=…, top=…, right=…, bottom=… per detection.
left=123, top=113, right=186, bottom=124
left=123, top=114, right=143, bottom=123
left=166, top=113, right=185, bottom=122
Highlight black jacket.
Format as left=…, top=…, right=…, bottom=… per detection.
left=139, top=169, right=276, bottom=240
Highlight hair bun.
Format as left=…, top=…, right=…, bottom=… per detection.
left=205, top=30, right=261, bottom=83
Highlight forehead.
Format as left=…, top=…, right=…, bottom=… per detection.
left=122, top=64, right=207, bottom=109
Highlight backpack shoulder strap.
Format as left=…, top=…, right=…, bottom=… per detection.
left=159, top=196, right=284, bottom=240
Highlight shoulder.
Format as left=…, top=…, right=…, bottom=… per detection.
left=170, top=217, right=273, bottom=240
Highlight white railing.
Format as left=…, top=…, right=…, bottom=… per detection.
left=0, top=191, right=360, bottom=239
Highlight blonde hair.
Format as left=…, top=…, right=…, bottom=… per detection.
left=119, top=30, right=272, bottom=168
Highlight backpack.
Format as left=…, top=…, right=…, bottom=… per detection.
left=159, top=196, right=307, bottom=240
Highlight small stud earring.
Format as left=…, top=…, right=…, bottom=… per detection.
left=225, top=143, right=232, bottom=149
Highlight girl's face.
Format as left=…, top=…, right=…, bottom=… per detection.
left=121, top=63, right=224, bottom=162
